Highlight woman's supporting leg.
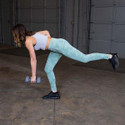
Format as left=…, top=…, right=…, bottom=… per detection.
left=56, top=39, right=110, bottom=63
left=44, top=51, right=62, bottom=92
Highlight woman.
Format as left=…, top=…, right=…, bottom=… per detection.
left=12, top=24, right=119, bottom=99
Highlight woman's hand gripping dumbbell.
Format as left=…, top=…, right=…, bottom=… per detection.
left=25, top=76, right=41, bottom=84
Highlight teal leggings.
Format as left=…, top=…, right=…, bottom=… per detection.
left=44, top=38, right=110, bottom=91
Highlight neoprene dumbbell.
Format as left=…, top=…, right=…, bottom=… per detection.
left=25, top=76, right=41, bottom=84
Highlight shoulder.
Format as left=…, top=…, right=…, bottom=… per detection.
left=25, top=37, right=33, bottom=44
left=25, top=36, right=36, bottom=44
left=25, top=37, right=34, bottom=49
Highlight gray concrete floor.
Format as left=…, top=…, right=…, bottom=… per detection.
left=0, top=48, right=125, bottom=125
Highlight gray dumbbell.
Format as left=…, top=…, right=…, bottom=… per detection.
left=25, top=76, right=41, bottom=84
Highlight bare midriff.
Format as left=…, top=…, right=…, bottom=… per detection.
left=45, top=37, right=52, bottom=50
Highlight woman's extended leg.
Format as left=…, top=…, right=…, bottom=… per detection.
left=49, top=38, right=110, bottom=63
left=44, top=51, right=62, bottom=92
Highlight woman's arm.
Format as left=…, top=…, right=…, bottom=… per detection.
left=25, top=38, right=37, bottom=82
left=40, top=30, right=51, bottom=37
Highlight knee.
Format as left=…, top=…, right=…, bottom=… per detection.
left=83, top=60, right=89, bottom=63
left=82, top=54, right=89, bottom=63
left=44, top=66, right=53, bottom=73
left=82, top=59, right=88, bottom=63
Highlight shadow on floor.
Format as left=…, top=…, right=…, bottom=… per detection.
left=73, top=59, right=125, bottom=74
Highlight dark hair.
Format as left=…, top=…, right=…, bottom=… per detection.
left=11, top=24, right=36, bottom=47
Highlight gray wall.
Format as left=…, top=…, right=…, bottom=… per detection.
left=1, top=0, right=12, bottom=45
left=15, top=0, right=90, bottom=53
left=89, top=0, right=125, bottom=58
left=0, top=0, right=2, bottom=44
left=17, top=0, right=60, bottom=37
left=61, top=0, right=90, bottom=53
left=0, top=0, right=90, bottom=54
left=1, top=0, right=124, bottom=59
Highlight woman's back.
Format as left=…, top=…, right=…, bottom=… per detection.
left=27, top=32, right=48, bottom=51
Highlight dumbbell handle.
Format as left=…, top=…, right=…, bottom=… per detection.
left=25, top=76, right=41, bottom=84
